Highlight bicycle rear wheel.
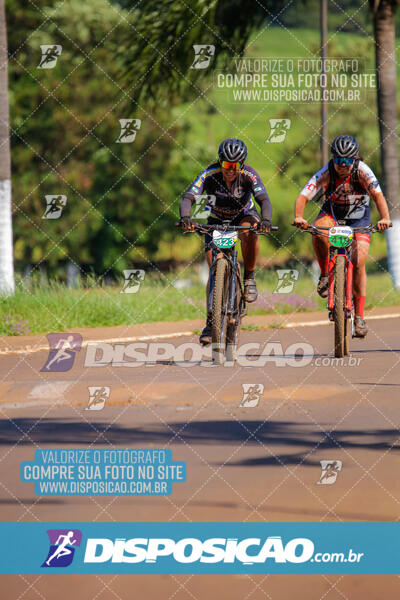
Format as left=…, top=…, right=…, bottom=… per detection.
left=333, top=255, right=346, bottom=358
left=212, top=258, right=230, bottom=364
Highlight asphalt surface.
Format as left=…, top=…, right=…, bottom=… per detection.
left=0, top=315, right=399, bottom=598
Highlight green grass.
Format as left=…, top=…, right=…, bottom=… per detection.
left=1, top=269, right=398, bottom=336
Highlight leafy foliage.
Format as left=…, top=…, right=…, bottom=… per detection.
left=117, top=0, right=280, bottom=106
left=7, top=0, right=194, bottom=276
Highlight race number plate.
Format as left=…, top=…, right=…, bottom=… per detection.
left=213, top=230, right=238, bottom=248
left=328, top=226, right=353, bottom=248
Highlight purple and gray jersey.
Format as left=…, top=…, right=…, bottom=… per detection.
left=180, top=162, right=272, bottom=222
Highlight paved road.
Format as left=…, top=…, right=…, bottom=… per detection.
left=0, top=316, right=399, bottom=598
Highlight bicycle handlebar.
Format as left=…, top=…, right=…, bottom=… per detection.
left=293, top=223, right=391, bottom=235
left=175, top=222, right=278, bottom=233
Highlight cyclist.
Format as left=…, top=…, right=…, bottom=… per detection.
left=180, top=138, right=272, bottom=345
left=293, top=134, right=391, bottom=338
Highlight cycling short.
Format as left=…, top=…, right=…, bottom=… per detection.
left=204, top=207, right=260, bottom=251
left=316, top=208, right=371, bottom=245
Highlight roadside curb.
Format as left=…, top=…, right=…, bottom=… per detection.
left=1, top=311, right=399, bottom=356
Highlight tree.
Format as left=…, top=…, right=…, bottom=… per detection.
left=370, top=0, right=400, bottom=288
left=7, top=0, right=193, bottom=276
left=118, top=0, right=279, bottom=106
left=0, top=0, right=14, bottom=294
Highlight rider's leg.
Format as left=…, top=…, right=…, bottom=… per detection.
left=200, top=242, right=213, bottom=344
left=352, top=234, right=370, bottom=337
left=312, top=213, right=335, bottom=273
left=238, top=214, right=259, bottom=302
left=205, top=247, right=212, bottom=310
left=312, top=213, right=335, bottom=297
left=352, top=237, right=369, bottom=308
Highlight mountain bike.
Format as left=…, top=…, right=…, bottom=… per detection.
left=178, top=222, right=278, bottom=364
left=301, top=223, right=387, bottom=358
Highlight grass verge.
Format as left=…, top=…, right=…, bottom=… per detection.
left=1, top=269, right=398, bottom=336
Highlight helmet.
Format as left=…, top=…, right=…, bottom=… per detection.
left=218, top=138, right=247, bottom=165
left=330, top=135, right=359, bottom=158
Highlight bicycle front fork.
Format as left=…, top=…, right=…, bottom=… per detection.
left=327, top=250, right=354, bottom=313
left=207, top=250, right=238, bottom=315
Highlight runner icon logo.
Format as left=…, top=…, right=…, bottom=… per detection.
left=41, top=529, right=82, bottom=568
left=239, top=383, right=264, bottom=407
left=42, top=195, right=67, bottom=219
left=274, top=269, right=299, bottom=294
left=116, top=119, right=141, bottom=143
left=86, top=386, right=110, bottom=411
left=41, top=333, right=82, bottom=372
left=120, top=269, right=145, bottom=293
left=191, top=194, right=216, bottom=220
left=38, top=45, right=62, bottom=69
left=317, top=460, right=342, bottom=485
left=190, top=45, right=215, bottom=70
left=266, top=119, right=291, bottom=143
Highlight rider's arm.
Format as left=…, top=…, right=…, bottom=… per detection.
left=372, top=192, right=391, bottom=221
left=293, top=167, right=327, bottom=226
left=179, top=167, right=208, bottom=217
left=294, top=193, right=308, bottom=220
left=369, top=189, right=391, bottom=230
left=293, top=179, right=317, bottom=225
left=180, top=194, right=194, bottom=218
left=358, top=162, right=391, bottom=227
left=244, top=166, right=272, bottom=221
left=255, top=194, right=272, bottom=221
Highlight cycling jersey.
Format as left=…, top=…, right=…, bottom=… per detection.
left=180, top=162, right=272, bottom=222
left=300, top=160, right=382, bottom=221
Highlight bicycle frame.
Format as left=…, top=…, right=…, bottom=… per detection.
left=208, top=241, right=243, bottom=320
left=177, top=220, right=278, bottom=362
left=297, top=222, right=386, bottom=334
left=327, top=246, right=354, bottom=313
left=178, top=221, right=274, bottom=321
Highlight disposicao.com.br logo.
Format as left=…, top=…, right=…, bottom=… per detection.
left=82, top=536, right=363, bottom=566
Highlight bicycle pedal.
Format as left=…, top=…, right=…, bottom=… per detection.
left=328, top=311, right=334, bottom=322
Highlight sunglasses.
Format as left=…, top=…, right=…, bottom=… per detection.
left=220, top=160, right=241, bottom=170
left=333, top=156, right=355, bottom=166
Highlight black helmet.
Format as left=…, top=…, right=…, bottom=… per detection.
left=218, top=138, right=247, bottom=165
left=330, top=135, right=359, bottom=158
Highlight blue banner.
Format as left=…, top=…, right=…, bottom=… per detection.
left=0, top=522, right=398, bottom=574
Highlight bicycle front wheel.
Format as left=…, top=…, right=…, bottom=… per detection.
left=212, top=258, right=230, bottom=364
left=333, top=255, right=346, bottom=358
left=344, top=310, right=351, bottom=356
left=225, top=268, right=244, bottom=363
